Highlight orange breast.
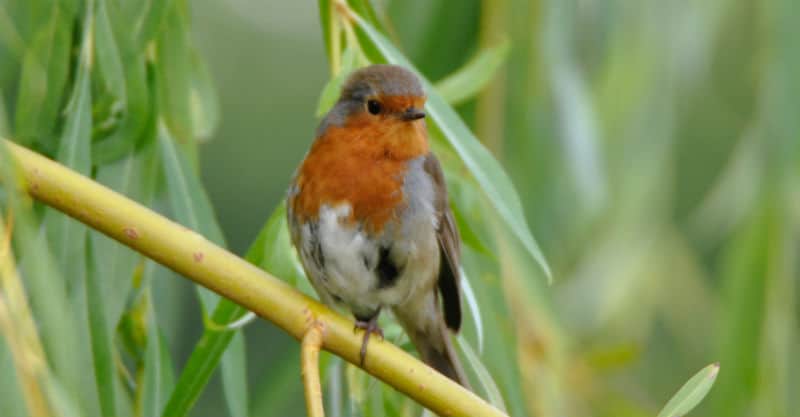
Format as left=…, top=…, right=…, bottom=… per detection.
left=290, top=115, right=429, bottom=233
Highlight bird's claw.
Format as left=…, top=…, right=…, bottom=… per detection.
left=354, top=317, right=383, bottom=366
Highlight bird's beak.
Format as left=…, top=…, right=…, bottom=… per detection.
left=401, top=107, right=426, bottom=121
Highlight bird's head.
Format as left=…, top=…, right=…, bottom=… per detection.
left=319, top=65, right=428, bottom=137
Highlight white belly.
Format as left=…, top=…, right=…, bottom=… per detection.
left=298, top=202, right=439, bottom=319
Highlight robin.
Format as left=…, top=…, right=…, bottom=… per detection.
left=286, top=64, right=469, bottom=387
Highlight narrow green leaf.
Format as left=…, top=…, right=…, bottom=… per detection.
left=135, top=266, right=175, bottom=416
left=0, top=336, right=27, bottom=417
left=450, top=200, right=493, bottom=259
left=94, top=0, right=125, bottom=98
left=161, top=301, right=246, bottom=417
left=459, top=247, right=530, bottom=417
left=434, top=39, right=510, bottom=106
left=348, top=12, right=552, bottom=281
left=221, top=332, right=248, bottom=417
left=43, top=24, right=93, bottom=288
left=251, top=202, right=308, bottom=288
left=141, top=301, right=164, bottom=417
left=92, top=0, right=154, bottom=165
left=42, top=375, right=83, bottom=417
left=443, top=153, right=495, bottom=258
left=250, top=348, right=303, bottom=417
left=188, top=48, right=220, bottom=141
left=13, top=6, right=73, bottom=148
left=155, top=5, right=193, bottom=143
left=456, top=336, right=507, bottom=413
left=324, top=357, right=343, bottom=417
left=51, top=90, right=92, bottom=165
left=158, top=121, right=226, bottom=308
left=134, top=0, right=174, bottom=49
left=0, top=6, right=25, bottom=60
left=316, top=47, right=358, bottom=117
left=318, top=0, right=333, bottom=62
left=459, top=268, right=484, bottom=353
left=346, top=0, right=386, bottom=34
left=85, top=238, right=117, bottom=417
left=0, top=87, right=10, bottom=137
left=158, top=330, right=176, bottom=391
left=153, top=30, right=242, bottom=408
left=159, top=116, right=250, bottom=417
left=12, top=232, right=85, bottom=417
left=709, top=200, right=773, bottom=416
left=658, top=363, right=720, bottom=417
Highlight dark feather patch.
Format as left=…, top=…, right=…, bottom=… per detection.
left=438, top=234, right=462, bottom=331
left=376, top=245, right=400, bottom=289
left=424, top=154, right=463, bottom=332
left=308, top=222, right=325, bottom=271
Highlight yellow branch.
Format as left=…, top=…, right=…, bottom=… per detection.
left=1, top=139, right=507, bottom=417
left=301, top=321, right=325, bottom=417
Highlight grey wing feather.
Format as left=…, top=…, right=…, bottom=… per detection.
left=423, top=154, right=462, bottom=331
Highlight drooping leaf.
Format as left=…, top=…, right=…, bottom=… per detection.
left=0, top=6, right=25, bottom=61
left=161, top=300, right=246, bottom=417
left=41, top=376, right=82, bottom=417
left=43, top=26, right=93, bottom=289
left=221, top=332, right=248, bottom=417
left=133, top=0, right=174, bottom=48
left=316, top=47, right=358, bottom=117
left=141, top=299, right=173, bottom=417
left=441, top=148, right=495, bottom=258
left=85, top=238, right=118, bottom=417
left=154, top=5, right=194, bottom=144
left=0, top=87, right=10, bottom=137
left=94, top=0, right=125, bottom=98
left=158, top=329, right=176, bottom=392
left=249, top=202, right=308, bottom=288
left=13, top=5, right=73, bottom=148
left=346, top=0, right=386, bottom=34
left=434, top=39, right=511, bottom=106
left=188, top=48, right=220, bottom=141
left=92, top=0, right=154, bottom=165
left=708, top=199, right=773, bottom=417
left=658, top=363, right=720, bottom=417
left=0, top=339, right=27, bottom=417
left=249, top=347, right=303, bottom=417
left=456, top=336, right=507, bottom=413
left=158, top=115, right=251, bottom=417
left=459, top=268, right=484, bottom=353
left=318, top=0, right=334, bottom=62
left=158, top=122, right=225, bottom=308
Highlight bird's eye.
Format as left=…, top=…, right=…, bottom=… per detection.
left=367, top=99, right=381, bottom=115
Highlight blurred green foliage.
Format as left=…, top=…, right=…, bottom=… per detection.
left=1, top=0, right=798, bottom=416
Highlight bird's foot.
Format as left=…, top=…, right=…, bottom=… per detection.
left=354, top=316, right=383, bottom=366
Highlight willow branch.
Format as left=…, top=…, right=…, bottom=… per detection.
left=1, top=139, right=507, bottom=417
left=302, top=321, right=325, bottom=417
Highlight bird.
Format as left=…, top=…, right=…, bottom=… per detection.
left=286, top=64, right=470, bottom=387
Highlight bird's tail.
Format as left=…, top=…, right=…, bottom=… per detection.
left=415, top=323, right=471, bottom=389
left=393, top=294, right=471, bottom=389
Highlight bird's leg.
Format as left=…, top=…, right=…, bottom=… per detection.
left=353, top=315, right=383, bottom=366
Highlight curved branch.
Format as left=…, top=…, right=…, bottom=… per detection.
left=302, top=321, right=325, bottom=417
left=2, top=139, right=507, bottom=417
